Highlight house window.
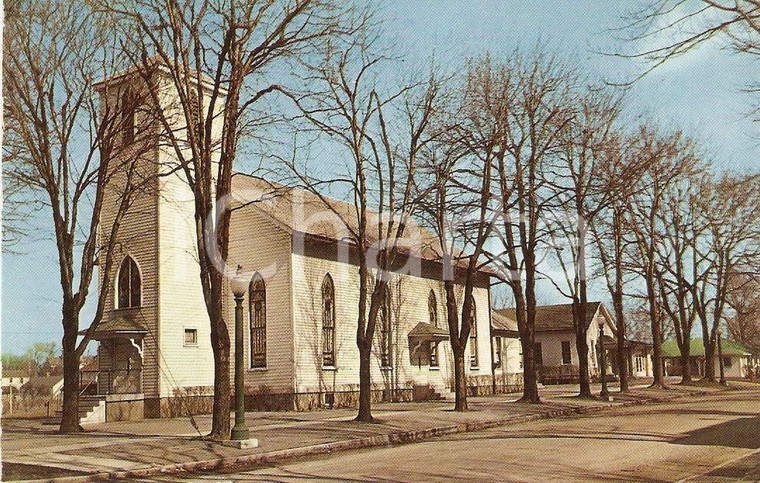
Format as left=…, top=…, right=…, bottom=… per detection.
left=519, top=347, right=523, bottom=369
left=469, top=297, right=479, bottom=368
left=322, top=274, right=336, bottom=367
left=429, top=290, right=439, bottom=367
left=635, top=354, right=645, bottom=373
left=380, top=286, right=392, bottom=368
left=121, top=89, right=136, bottom=145
left=534, top=342, right=543, bottom=367
left=184, top=328, right=198, bottom=346
left=117, top=256, right=141, bottom=308
left=561, top=341, right=572, bottom=365
left=249, top=274, right=266, bottom=368
left=723, top=356, right=732, bottom=368
left=494, top=337, right=503, bottom=368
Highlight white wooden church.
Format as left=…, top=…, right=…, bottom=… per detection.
left=88, top=65, right=498, bottom=420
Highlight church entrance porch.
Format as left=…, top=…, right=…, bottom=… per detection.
left=79, top=317, right=146, bottom=421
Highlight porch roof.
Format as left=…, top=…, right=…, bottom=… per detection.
left=408, top=322, right=449, bottom=342
left=79, top=317, right=148, bottom=339
left=602, top=335, right=652, bottom=350
left=491, top=311, right=519, bottom=338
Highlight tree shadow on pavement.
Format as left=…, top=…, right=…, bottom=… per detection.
left=674, top=416, right=760, bottom=449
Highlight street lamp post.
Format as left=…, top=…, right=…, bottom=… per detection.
left=598, top=321, right=610, bottom=399
left=229, top=266, right=253, bottom=445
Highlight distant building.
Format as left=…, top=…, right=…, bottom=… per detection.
left=19, top=375, right=64, bottom=398
left=493, top=302, right=653, bottom=384
left=1, top=370, right=30, bottom=391
left=662, top=338, right=757, bottom=379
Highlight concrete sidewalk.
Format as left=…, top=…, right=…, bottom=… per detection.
left=1, top=382, right=731, bottom=482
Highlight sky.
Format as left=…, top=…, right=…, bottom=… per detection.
left=2, top=0, right=758, bottom=355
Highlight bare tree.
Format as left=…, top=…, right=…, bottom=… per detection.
left=108, top=0, right=347, bottom=438
left=545, top=85, right=625, bottom=398
left=3, top=0, right=150, bottom=432
left=653, top=174, right=707, bottom=383
left=694, top=173, right=760, bottom=379
left=473, top=52, right=576, bottom=403
left=625, top=126, right=700, bottom=388
left=727, top=272, right=760, bottom=351
left=589, top=133, right=652, bottom=392
left=283, top=33, right=449, bottom=420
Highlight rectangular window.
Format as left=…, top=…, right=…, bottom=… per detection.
left=723, top=356, right=732, bottom=368
left=184, top=328, right=198, bottom=346
left=534, top=342, right=543, bottom=367
left=494, top=337, right=502, bottom=367
left=429, top=342, right=439, bottom=367
left=561, top=341, right=572, bottom=365
left=519, top=348, right=523, bottom=369
left=470, top=323, right=479, bottom=368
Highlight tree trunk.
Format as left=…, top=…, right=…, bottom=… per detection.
left=59, top=309, right=81, bottom=433
left=208, top=305, right=232, bottom=440
left=613, top=292, right=629, bottom=392
left=519, top=338, right=540, bottom=402
left=453, top=348, right=468, bottom=411
left=575, top=332, right=592, bottom=397
left=648, top=279, right=666, bottom=388
left=703, top=348, right=716, bottom=381
left=519, top=276, right=541, bottom=403
left=679, top=350, right=692, bottom=383
left=356, top=345, right=374, bottom=422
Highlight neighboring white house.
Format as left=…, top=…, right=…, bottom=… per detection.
left=490, top=311, right=523, bottom=393
left=663, top=338, right=757, bottom=379
left=1, top=370, right=30, bottom=391
left=91, top=64, right=494, bottom=419
left=493, top=302, right=653, bottom=384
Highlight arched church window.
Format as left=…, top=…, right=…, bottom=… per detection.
left=428, top=290, right=439, bottom=367
left=322, top=274, right=336, bottom=367
left=380, top=285, right=392, bottom=368
left=468, top=296, right=479, bottom=368
left=249, top=274, right=267, bottom=368
left=117, top=256, right=141, bottom=309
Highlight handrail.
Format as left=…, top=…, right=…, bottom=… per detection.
left=79, top=369, right=142, bottom=395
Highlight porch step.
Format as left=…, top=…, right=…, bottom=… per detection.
left=43, top=396, right=106, bottom=426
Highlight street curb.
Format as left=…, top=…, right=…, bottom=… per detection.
left=14, top=386, right=732, bottom=482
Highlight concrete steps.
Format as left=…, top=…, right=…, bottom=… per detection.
left=43, top=396, right=106, bottom=426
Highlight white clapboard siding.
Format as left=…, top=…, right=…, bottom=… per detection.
left=227, top=204, right=294, bottom=392
left=156, top=158, right=216, bottom=398
left=291, top=251, right=492, bottom=394
left=98, top=117, right=161, bottom=398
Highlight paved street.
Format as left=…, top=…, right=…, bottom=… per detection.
left=147, top=387, right=760, bottom=482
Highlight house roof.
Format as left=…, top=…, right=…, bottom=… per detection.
left=408, top=322, right=450, bottom=342
left=491, top=311, right=519, bottom=336
left=79, top=316, right=148, bottom=339
left=2, top=370, right=29, bottom=379
left=494, top=302, right=603, bottom=333
left=21, top=375, right=63, bottom=392
left=231, top=174, right=488, bottom=272
left=601, top=334, right=652, bottom=349
left=662, top=338, right=752, bottom=357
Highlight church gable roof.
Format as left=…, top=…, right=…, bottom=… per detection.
left=231, top=173, right=476, bottom=268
